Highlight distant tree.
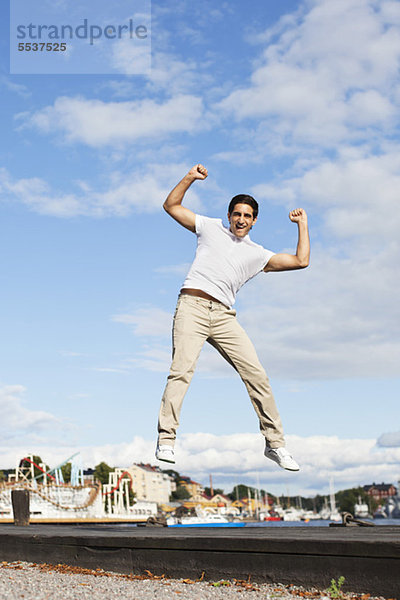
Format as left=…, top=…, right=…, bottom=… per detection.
left=0, top=470, right=4, bottom=482
left=94, top=462, right=113, bottom=485
left=312, top=494, right=326, bottom=513
left=32, top=455, right=46, bottom=478
left=19, top=456, right=50, bottom=480
left=259, top=489, right=274, bottom=502
left=162, top=469, right=181, bottom=484
left=227, top=484, right=256, bottom=501
left=336, top=486, right=376, bottom=514
left=204, top=487, right=224, bottom=497
left=128, top=488, right=136, bottom=505
left=171, top=485, right=191, bottom=501
left=61, top=462, right=72, bottom=483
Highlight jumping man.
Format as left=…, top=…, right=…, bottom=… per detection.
left=156, top=164, right=310, bottom=471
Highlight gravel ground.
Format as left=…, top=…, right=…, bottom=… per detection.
left=0, top=561, right=396, bottom=600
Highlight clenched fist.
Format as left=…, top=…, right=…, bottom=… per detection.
left=289, top=208, right=307, bottom=224
left=188, top=164, right=208, bottom=180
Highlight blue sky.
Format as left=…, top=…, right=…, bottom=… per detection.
left=1, top=0, right=400, bottom=497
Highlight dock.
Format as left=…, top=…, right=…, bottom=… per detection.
left=0, top=523, right=399, bottom=597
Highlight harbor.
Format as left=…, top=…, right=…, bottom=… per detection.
left=3, top=454, right=400, bottom=525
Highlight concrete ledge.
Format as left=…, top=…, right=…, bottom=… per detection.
left=0, top=524, right=399, bottom=597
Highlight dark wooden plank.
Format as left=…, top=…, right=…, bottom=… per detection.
left=0, top=524, right=399, bottom=597
left=10, top=490, right=30, bottom=526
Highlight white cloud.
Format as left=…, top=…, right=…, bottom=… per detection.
left=1, top=77, right=31, bottom=98
left=1, top=432, right=398, bottom=497
left=253, top=148, right=400, bottom=242
left=121, top=342, right=235, bottom=376
left=19, top=94, right=205, bottom=147
left=113, top=308, right=173, bottom=337
left=347, top=90, right=395, bottom=127
left=99, top=46, right=214, bottom=98
left=100, top=80, right=137, bottom=98
left=237, top=247, right=400, bottom=379
left=112, top=304, right=238, bottom=376
left=173, top=433, right=400, bottom=496
left=218, top=0, right=400, bottom=150
left=211, top=0, right=400, bottom=386
left=0, top=168, right=85, bottom=217
left=110, top=38, right=151, bottom=75
left=92, top=367, right=128, bottom=374
left=123, top=347, right=172, bottom=373
left=377, top=431, right=400, bottom=447
left=0, top=385, right=63, bottom=443
left=0, top=163, right=204, bottom=217
left=146, top=51, right=214, bottom=95
left=236, top=147, right=400, bottom=380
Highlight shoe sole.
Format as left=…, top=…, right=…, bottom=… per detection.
left=156, top=454, right=175, bottom=464
left=265, top=452, right=299, bottom=471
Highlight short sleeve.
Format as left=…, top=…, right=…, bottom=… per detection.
left=195, top=214, right=220, bottom=236
left=262, top=248, right=275, bottom=269
left=194, top=214, right=205, bottom=235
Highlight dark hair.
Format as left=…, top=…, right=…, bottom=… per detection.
left=228, top=194, right=259, bottom=218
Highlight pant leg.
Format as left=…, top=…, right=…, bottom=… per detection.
left=158, top=295, right=209, bottom=446
left=208, top=306, right=285, bottom=448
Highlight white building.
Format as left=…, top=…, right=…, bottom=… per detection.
left=127, top=463, right=175, bottom=504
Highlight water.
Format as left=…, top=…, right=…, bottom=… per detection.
left=245, top=519, right=399, bottom=527
left=106, top=518, right=399, bottom=528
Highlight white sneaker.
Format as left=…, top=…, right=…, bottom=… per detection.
left=156, top=445, right=175, bottom=464
left=264, top=446, right=300, bottom=471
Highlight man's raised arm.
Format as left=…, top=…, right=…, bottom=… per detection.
left=264, top=208, right=310, bottom=272
left=163, top=164, right=208, bottom=232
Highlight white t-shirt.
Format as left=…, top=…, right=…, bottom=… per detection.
left=182, top=215, right=275, bottom=307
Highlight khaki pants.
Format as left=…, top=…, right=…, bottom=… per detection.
left=158, top=294, right=285, bottom=449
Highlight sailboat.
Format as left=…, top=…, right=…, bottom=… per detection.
left=328, top=477, right=341, bottom=521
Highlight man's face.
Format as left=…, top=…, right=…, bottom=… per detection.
left=228, top=203, right=257, bottom=238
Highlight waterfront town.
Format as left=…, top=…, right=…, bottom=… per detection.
left=0, top=455, right=399, bottom=524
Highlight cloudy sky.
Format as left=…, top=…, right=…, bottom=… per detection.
left=1, top=0, right=399, bottom=498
